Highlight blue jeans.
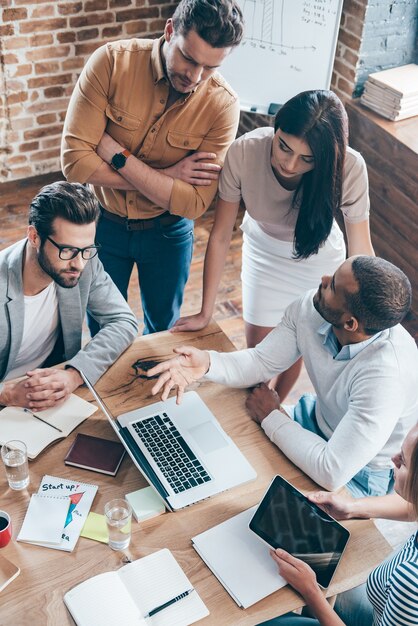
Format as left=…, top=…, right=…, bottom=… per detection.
left=257, top=614, right=318, bottom=626
left=88, top=211, right=194, bottom=335
left=287, top=394, right=393, bottom=498
left=256, top=589, right=373, bottom=626
left=256, top=587, right=373, bottom=626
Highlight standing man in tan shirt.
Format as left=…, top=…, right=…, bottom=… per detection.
left=61, top=0, right=243, bottom=335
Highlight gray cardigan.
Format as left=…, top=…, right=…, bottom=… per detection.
left=0, top=239, right=138, bottom=384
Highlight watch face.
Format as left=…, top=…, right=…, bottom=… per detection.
left=111, top=152, right=127, bottom=170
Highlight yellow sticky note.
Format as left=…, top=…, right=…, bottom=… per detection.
left=80, top=512, right=108, bottom=544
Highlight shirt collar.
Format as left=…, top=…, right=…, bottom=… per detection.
left=151, top=35, right=200, bottom=96
left=151, top=36, right=167, bottom=84
left=317, top=322, right=382, bottom=361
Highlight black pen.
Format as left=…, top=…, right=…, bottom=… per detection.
left=145, top=588, right=194, bottom=619
left=23, top=408, right=63, bottom=433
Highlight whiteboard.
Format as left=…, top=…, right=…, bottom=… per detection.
left=220, top=0, right=344, bottom=114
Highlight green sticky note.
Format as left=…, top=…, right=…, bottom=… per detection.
left=80, top=512, right=109, bottom=544
left=125, top=487, right=166, bottom=522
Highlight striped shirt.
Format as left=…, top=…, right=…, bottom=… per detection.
left=367, top=531, right=418, bottom=625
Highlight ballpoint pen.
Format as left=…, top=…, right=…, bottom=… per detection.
left=23, top=408, right=63, bottom=433
left=144, top=588, right=194, bottom=619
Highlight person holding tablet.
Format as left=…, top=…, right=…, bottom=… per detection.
left=171, top=90, right=373, bottom=399
left=259, top=422, right=418, bottom=626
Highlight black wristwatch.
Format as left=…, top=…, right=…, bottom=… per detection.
left=110, top=149, right=131, bottom=170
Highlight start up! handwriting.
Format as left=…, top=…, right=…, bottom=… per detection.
left=41, top=483, right=80, bottom=492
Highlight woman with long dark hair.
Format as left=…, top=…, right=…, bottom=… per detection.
left=172, top=90, right=373, bottom=398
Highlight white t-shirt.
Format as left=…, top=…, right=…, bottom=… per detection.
left=5, top=282, right=60, bottom=380
left=218, top=126, right=370, bottom=242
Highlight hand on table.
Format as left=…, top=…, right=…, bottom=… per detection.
left=170, top=311, right=211, bottom=333
left=163, top=152, right=221, bottom=186
left=245, top=383, right=282, bottom=425
left=147, top=346, right=210, bottom=404
left=1, top=368, right=82, bottom=411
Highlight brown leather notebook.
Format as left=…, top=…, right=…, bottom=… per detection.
left=64, top=433, right=125, bottom=476
left=0, top=555, right=20, bottom=593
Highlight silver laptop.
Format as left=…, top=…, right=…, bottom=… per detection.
left=81, top=373, right=257, bottom=511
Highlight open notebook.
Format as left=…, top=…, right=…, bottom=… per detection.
left=64, top=549, right=209, bottom=626
left=0, top=394, right=97, bottom=459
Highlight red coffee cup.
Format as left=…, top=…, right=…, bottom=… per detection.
left=0, top=510, right=12, bottom=548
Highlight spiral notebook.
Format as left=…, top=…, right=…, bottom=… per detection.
left=17, top=475, right=97, bottom=551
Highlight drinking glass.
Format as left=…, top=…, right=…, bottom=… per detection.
left=1, top=440, right=29, bottom=490
left=104, top=498, right=132, bottom=550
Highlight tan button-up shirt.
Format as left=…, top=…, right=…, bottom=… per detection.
left=61, top=37, right=240, bottom=220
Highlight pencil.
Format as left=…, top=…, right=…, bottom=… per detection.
left=23, top=408, right=63, bottom=433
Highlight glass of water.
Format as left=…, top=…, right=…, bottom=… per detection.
left=104, top=498, right=132, bottom=550
left=1, top=440, right=30, bottom=490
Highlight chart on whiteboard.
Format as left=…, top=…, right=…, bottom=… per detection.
left=220, top=0, right=343, bottom=113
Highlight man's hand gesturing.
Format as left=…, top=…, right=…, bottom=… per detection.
left=147, top=346, right=210, bottom=404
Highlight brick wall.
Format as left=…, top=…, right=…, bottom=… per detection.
left=354, top=0, right=418, bottom=95
left=0, top=0, right=177, bottom=182
left=0, top=0, right=416, bottom=182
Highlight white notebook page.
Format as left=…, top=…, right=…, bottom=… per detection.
left=64, top=549, right=208, bottom=626
left=18, top=494, right=69, bottom=545
left=64, top=572, right=143, bottom=626
left=119, top=549, right=209, bottom=626
left=0, top=394, right=97, bottom=458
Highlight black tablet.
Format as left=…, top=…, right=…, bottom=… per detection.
left=249, top=475, right=350, bottom=588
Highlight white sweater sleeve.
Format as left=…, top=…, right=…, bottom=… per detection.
left=262, top=366, right=405, bottom=491
left=205, top=301, right=302, bottom=387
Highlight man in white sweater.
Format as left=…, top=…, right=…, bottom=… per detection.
left=148, top=256, right=418, bottom=497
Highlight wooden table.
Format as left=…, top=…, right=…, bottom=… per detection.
left=0, top=322, right=392, bottom=625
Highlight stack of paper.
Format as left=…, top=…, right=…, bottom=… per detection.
left=360, top=64, right=418, bottom=121
left=192, top=506, right=286, bottom=609
left=17, top=475, right=97, bottom=551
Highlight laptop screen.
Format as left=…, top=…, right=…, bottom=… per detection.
left=249, top=475, right=350, bottom=588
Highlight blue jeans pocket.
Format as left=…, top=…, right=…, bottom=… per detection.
left=161, top=218, right=194, bottom=241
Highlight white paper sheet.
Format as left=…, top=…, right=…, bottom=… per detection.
left=18, top=494, right=69, bottom=545
left=192, top=507, right=286, bottom=609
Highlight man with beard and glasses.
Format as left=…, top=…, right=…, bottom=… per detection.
left=0, top=181, right=138, bottom=410
left=146, top=256, right=418, bottom=497
left=61, top=0, right=244, bottom=336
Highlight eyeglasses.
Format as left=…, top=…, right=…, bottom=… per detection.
left=46, top=236, right=101, bottom=260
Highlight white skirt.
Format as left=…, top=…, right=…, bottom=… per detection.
left=241, top=214, right=346, bottom=327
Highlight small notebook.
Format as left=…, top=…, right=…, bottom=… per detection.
left=36, top=475, right=98, bottom=552
left=18, top=493, right=70, bottom=545
left=65, top=433, right=125, bottom=476
left=64, top=548, right=209, bottom=626
left=17, top=475, right=98, bottom=552
left=0, top=555, right=20, bottom=593
left=0, top=394, right=97, bottom=459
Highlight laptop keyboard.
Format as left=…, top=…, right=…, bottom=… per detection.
left=132, top=413, right=212, bottom=493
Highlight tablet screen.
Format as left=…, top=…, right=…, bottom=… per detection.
left=249, top=475, right=350, bottom=588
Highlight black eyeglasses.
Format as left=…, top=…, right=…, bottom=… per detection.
left=46, top=236, right=101, bottom=260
